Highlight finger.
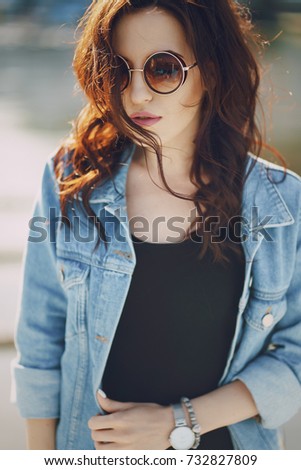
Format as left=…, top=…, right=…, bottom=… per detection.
left=91, top=429, right=117, bottom=442
left=94, top=441, right=127, bottom=450
left=97, top=389, right=134, bottom=412
left=88, top=413, right=115, bottom=430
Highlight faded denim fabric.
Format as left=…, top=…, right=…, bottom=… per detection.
left=11, top=144, right=301, bottom=449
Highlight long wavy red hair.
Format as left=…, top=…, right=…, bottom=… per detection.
left=54, top=0, right=286, bottom=263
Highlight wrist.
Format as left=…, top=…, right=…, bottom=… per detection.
left=162, top=405, right=175, bottom=448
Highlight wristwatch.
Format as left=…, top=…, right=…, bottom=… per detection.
left=169, top=402, right=196, bottom=450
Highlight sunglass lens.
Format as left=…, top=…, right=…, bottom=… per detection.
left=115, top=56, right=129, bottom=92
left=145, top=53, right=183, bottom=94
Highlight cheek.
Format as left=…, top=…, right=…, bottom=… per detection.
left=186, top=80, right=204, bottom=108
left=171, top=94, right=202, bottom=123
left=165, top=91, right=202, bottom=118
left=120, top=94, right=129, bottom=114
left=183, top=67, right=205, bottom=106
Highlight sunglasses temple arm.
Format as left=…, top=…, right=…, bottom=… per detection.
left=183, top=62, right=198, bottom=71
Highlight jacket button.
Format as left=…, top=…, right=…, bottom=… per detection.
left=262, top=313, right=274, bottom=327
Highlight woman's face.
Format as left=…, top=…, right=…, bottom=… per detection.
left=112, top=7, right=204, bottom=148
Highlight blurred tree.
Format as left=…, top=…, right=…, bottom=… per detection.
left=239, top=0, right=277, bottom=20
left=241, top=0, right=301, bottom=19
left=1, top=0, right=89, bottom=23
left=14, top=0, right=37, bottom=14
left=1, top=1, right=301, bottom=23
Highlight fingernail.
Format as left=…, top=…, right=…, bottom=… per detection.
left=97, top=389, right=107, bottom=398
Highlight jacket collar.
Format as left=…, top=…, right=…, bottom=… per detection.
left=87, top=144, right=294, bottom=231
left=242, top=153, right=294, bottom=231
left=85, top=144, right=136, bottom=205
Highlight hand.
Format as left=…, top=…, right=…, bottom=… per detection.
left=88, top=390, right=174, bottom=450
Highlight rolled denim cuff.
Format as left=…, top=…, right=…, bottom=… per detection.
left=12, top=361, right=61, bottom=419
left=232, top=355, right=301, bottom=429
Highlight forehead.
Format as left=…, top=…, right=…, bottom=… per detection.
left=112, top=7, right=189, bottom=59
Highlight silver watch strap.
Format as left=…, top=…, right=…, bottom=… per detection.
left=181, top=397, right=201, bottom=449
left=171, top=402, right=187, bottom=427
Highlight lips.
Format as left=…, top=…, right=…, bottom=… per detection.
left=130, top=112, right=162, bottom=127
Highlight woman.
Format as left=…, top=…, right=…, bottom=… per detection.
left=12, top=0, right=301, bottom=450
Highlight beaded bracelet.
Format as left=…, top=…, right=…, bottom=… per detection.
left=181, top=396, right=201, bottom=449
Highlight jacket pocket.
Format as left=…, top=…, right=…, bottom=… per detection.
left=243, top=294, right=287, bottom=332
left=56, top=256, right=90, bottom=340
left=228, top=295, right=288, bottom=377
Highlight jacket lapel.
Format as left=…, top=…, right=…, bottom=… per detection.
left=86, top=146, right=295, bottom=263
left=241, top=154, right=294, bottom=262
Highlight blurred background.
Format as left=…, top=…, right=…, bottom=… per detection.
left=0, top=0, right=300, bottom=450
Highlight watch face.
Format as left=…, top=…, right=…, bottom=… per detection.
left=169, top=426, right=195, bottom=450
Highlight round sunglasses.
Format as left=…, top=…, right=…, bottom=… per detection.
left=114, top=51, right=198, bottom=95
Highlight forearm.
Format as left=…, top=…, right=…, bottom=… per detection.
left=26, top=418, right=58, bottom=450
left=190, top=379, right=259, bottom=435
left=89, top=380, right=260, bottom=449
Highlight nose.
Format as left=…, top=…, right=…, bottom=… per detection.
left=128, top=70, right=153, bottom=104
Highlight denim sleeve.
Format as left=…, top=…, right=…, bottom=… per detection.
left=233, top=196, right=301, bottom=429
left=11, top=157, right=68, bottom=418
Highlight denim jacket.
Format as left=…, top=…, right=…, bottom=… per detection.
left=12, top=144, right=301, bottom=450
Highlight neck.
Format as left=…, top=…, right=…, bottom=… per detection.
left=132, top=140, right=211, bottom=193
left=133, top=111, right=203, bottom=179
left=139, top=147, right=194, bottom=177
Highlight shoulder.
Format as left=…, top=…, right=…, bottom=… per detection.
left=40, top=149, right=75, bottom=193
left=49, top=148, right=75, bottom=178
left=33, top=150, right=75, bottom=213
left=249, top=153, right=301, bottom=184
left=248, top=153, right=301, bottom=208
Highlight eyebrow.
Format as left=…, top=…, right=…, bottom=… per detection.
left=165, top=49, right=185, bottom=59
left=118, top=49, right=185, bottom=63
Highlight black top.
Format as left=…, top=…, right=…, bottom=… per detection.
left=102, top=230, right=245, bottom=450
